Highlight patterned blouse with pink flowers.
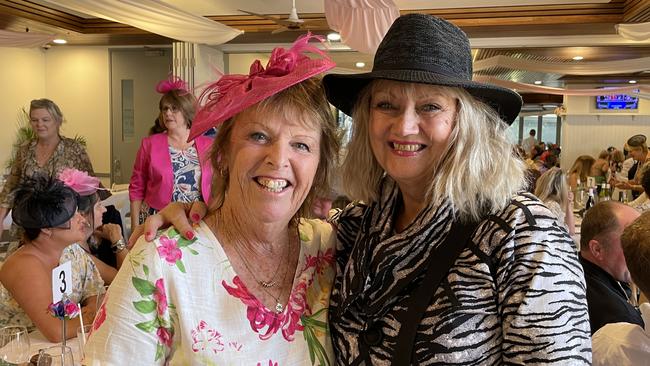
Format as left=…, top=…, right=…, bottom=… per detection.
left=82, top=219, right=336, bottom=366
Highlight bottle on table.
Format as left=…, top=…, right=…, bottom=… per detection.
left=585, top=187, right=595, bottom=211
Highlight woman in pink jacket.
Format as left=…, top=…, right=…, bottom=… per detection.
left=129, top=77, right=212, bottom=233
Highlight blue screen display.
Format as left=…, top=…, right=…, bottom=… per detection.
left=595, top=92, right=639, bottom=109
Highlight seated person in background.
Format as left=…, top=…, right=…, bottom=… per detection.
left=568, top=155, right=595, bottom=191
left=591, top=150, right=611, bottom=185
left=58, top=168, right=128, bottom=285
left=535, top=167, right=575, bottom=236
left=0, top=175, right=97, bottom=341
left=580, top=201, right=644, bottom=334
left=592, top=211, right=650, bottom=366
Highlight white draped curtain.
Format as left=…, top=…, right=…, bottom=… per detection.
left=324, top=0, right=399, bottom=54
left=616, top=22, right=650, bottom=41
left=44, top=0, right=242, bottom=45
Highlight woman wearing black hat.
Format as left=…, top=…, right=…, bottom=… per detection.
left=0, top=175, right=97, bottom=342
left=322, top=14, right=590, bottom=365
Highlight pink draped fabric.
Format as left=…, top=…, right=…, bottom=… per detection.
left=325, top=0, right=399, bottom=55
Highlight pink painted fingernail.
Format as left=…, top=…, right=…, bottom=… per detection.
left=191, top=213, right=200, bottom=223
left=185, top=231, right=195, bottom=240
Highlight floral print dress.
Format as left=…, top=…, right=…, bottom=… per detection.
left=83, top=219, right=336, bottom=366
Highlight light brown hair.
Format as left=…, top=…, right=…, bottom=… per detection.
left=30, top=98, right=64, bottom=124
left=621, top=211, right=650, bottom=297
left=569, top=155, right=595, bottom=183
left=159, top=90, right=196, bottom=129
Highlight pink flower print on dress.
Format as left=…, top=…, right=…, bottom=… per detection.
left=157, top=327, right=173, bottom=347
left=257, top=361, right=278, bottom=366
left=191, top=320, right=225, bottom=354
left=157, top=235, right=182, bottom=265
left=222, top=276, right=284, bottom=340
left=153, top=278, right=168, bottom=315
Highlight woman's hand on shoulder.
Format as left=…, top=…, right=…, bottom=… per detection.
left=127, top=201, right=208, bottom=247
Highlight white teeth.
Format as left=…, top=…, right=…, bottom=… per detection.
left=256, top=178, right=288, bottom=192
left=393, top=143, right=422, bottom=152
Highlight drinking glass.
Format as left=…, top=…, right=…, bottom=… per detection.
left=37, top=345, right=74, bottom=366
left=0, top=325, right=31, bottom=364
left=76, top=324, right=93, bottom=361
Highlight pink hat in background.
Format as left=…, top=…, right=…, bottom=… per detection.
left=58, top=168, right=100, bottom=196
left=189, top=33, right=335, bottom=141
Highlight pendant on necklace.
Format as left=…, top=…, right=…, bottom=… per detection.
left=275, top=302, right=283, bottom=313
left=260, top=280, right=277, bottom=288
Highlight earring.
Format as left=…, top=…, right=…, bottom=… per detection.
left=219, top=166, right=228, bottom=177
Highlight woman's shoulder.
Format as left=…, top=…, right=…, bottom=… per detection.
left=478, top=192, right=555, bottom=234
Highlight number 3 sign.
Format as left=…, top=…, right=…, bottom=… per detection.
left=52, top=261, right=72, bottom=303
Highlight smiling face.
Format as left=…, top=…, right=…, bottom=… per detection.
left=368, top=80, right=457, bottom=195
left=222, top=106, right=321, bottom=224
left=30, top=108, right=61, bottom=141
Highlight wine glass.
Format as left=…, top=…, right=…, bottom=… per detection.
left=37, top=345, right=74, bottom=366
left=0, top=325, right=31, bottom=364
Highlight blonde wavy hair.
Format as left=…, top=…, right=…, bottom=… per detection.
left=209, top=77, right=340, bottom=221
left=534, top=167, right=568, bottom=209
left=341, top=80, right=525, bottom=221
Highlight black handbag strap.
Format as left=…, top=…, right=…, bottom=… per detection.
left=392, top=219, right=479, bottom=365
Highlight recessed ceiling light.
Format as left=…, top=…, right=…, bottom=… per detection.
left=629, top=80, right=637, bottom=84
left=534, top=80, right=542, bottom=85
left=327, top=32, right=341, bottom=42
left=355, top=62, right=365, bottom=68
left=572, top=56, right=583, bottom=61
left=53, top=38, right=67, bottom=44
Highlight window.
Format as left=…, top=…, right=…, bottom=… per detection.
left=507, top=114, right=561, bottom=146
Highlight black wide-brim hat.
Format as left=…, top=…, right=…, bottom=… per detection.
left=323, top=13, right=522, bottom=125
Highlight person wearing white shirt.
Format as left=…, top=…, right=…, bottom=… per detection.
left=592, top=211, right=650, bottom=366
left=522, top=129, right=537, bottom=157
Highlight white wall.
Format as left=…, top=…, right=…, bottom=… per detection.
left=0, top=47, right=46, bottom=171
left=561, top=86, right=650, bottom=169
left=44, top=47, right=111, bottom=178
left=226, top=53, right=270, bottom=74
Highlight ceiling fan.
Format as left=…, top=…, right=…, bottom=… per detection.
left=239, top=0, right=326, bottom=34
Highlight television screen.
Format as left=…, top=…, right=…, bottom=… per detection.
left=595, top=90, right=639, bottom=110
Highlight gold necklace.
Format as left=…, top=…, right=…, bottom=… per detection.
left=230, top=232, right=294, bottom=313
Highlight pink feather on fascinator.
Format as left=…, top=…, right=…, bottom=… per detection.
left=189, top=32, right=336, bottom=141
left=155, top=75, right=189, bottom=94
left=58, top=168, right=100, bottom=196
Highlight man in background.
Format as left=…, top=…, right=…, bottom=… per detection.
left=579, top=201, right=643, bottom=334
left=592, top=211, right=650, bottom=365
left=522, top=129, right=537, bottom=157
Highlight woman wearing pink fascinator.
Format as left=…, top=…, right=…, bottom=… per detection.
left=84, top=33, right=341, bottom=365
left=58, top=168, right=127, bottom=286
left=128, top=75, right=213, bottom=234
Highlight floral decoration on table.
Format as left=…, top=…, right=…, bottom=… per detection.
left=46, top=296, right=80, bottom=347
left=47, top=298, right=80, bottom=319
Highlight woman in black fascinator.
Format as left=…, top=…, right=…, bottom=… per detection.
left=0, top=174, right=98, bottom=341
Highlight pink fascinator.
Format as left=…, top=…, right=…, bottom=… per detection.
left=58, top=168, right=100, bottom=196
left=189, top=33, right=336, bottom=141
left=156, top=75, right=189, bottom=95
